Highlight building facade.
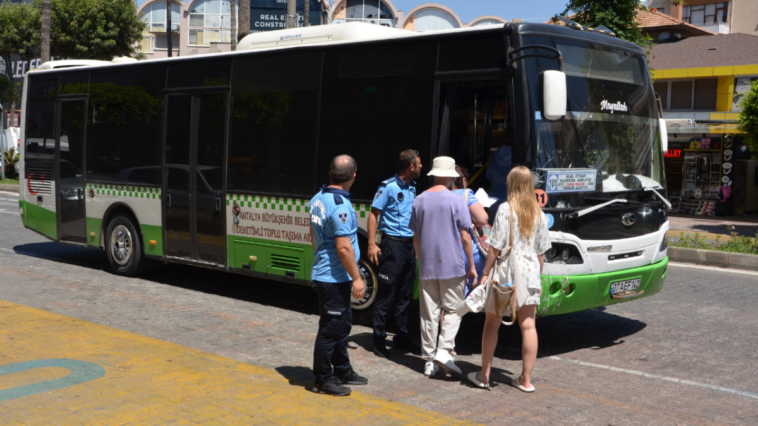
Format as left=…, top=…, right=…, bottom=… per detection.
left=136, top=0, right=509, bottom=59
left=648, top=0, right=758, bottom=36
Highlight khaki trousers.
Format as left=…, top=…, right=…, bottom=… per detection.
left=419, top=276, right=466, bottom=361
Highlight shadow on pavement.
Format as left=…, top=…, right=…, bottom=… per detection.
left=275, top=366, right=315, bottom=390
left=12, top=242, right=648, bottom=361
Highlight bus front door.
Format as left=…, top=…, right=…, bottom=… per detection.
left=56, top=98, right=88, bottom=244
left=163, top=93, right=227, bottom=267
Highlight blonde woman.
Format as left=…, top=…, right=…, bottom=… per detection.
left=467, top=165, right=550, bottom=392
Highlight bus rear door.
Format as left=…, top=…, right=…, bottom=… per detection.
left=56, top=97, right=88, bottom=244
left=163, top=93, right=227, bottom=267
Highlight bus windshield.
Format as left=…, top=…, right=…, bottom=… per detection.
left=523, top=36, right=666, bottom=199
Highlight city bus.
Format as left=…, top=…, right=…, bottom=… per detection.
left=18, top=21, right=670, bottom=316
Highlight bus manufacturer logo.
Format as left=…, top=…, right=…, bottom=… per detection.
left=600, top=100, right=628, bottom=114
left=587, top=245, right=612, bottom=252
left=622, top=213, right=636, bottom=227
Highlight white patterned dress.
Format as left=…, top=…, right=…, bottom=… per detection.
left=487, top=202, right=551, bottom=312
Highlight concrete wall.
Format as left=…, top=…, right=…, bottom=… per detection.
left=732, top=0, right=758, bottom=35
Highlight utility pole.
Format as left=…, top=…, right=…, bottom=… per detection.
left=238, top=0, right=250, bottom=42
left=287, top=0, right=297, bottom=29
left=231, top=0, right=237, bottom=51
left=166, top=0, right=173, bottom=57
left=304, top=0, right=309, bottom=27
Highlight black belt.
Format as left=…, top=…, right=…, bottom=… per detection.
left=382, top=232, right=413, bottom=243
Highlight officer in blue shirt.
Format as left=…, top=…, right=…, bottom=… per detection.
left=367, top=149, right=423, bottom=358
left=309, top=155, right=368, bottom=397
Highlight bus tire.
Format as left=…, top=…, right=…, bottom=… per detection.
left=353, top=257, right=378, bottom=312
left=105, top=215, right=150, bottom=277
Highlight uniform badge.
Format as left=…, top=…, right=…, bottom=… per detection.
left=338, top=212, right=348, bottom=223
left=397, top=193, right=404, bottom=202
left=376, top=189, right=383, bottom=199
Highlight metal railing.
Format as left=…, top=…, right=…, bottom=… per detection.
left=691, top=22, right=730, bottom=34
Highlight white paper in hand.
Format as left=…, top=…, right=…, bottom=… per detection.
left=474, top=188, right=498, bottom=208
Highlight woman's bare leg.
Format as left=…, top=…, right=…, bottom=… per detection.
left=476, top=312, right=501, bottom=384
left=517, top=305, right=538, bottom=388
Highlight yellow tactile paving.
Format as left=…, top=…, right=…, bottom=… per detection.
left=0, top=300, right=477, bottom=426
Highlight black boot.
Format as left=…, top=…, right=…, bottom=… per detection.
left=373, top=340, right=391, bottom=359
left=393, top=334, right=420, bottom=354
left=312, top=377, right=351, bottom=396
left=337, top=368, right=368, bottom=385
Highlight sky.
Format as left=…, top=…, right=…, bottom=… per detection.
left=135, top=0, right=580, bottom=24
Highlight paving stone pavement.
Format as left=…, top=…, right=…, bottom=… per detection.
left=1, top=191, right=758, bottom=425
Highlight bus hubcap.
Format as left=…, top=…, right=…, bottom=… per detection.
left=111, top=225, right=133, bottom=266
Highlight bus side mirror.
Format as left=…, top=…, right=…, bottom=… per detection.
left=659, top=119, right=668, bottom=153
left=542, top=70, right=567, bottom=120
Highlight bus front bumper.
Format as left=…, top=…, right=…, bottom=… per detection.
left=538, top=257, right=668, bottom=316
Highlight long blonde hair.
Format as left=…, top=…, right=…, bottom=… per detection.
left=507, top=166, right=541, bottom=238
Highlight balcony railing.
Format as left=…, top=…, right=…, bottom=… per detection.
left=691, top=22, right=730, bottom=34
left=148, top=23, right=181, bottom=33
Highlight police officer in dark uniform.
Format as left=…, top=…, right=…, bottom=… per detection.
left=309, top=155, right=368, bottom=396
left=367, top=149, right=423, bottom=358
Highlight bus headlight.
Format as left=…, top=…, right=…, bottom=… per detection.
left=19, top=206, right=23, bottom=215
left=546, top=243, right=583, bottom=265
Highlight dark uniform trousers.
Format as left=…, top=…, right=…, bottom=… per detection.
left=372, top=237, right=416, bottom=344
left=312, top=280, right=353, bottom=384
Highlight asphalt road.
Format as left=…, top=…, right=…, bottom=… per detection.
left=1, top=190, right=757, bottom=425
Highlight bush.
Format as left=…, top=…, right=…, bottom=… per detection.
left=2, top=147, right=19, bottom=179
left=673, top=227, right=758, bottom=255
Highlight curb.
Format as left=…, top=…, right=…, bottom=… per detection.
left=0, top=184, right=19, bottom=193
left=668, top=247, right=758, bottom=272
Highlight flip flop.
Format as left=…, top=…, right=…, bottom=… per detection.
left=509, top=378, right=535, bottom=393
left=467, top=372, right=490, bottom=391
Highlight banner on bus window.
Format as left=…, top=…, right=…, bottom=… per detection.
left=544, top=169, right=597, bottom=193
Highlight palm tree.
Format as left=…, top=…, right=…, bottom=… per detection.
left=40, top=0, right=51, bottom=63
left=166, top=0, right=172, bottom=57
left=238, top=0, right=249, bottom=42
left=231, top=0, right=237, bottom=51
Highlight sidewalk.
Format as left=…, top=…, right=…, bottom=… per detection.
left=0, top=300, right=475, bottom=426
left=668, top=213, right=758, bottom=240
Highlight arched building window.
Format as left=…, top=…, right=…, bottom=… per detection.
left=189, top=0, right=236, bottom=46
left=414, top=9, right=459, bottom=31
left=139, top=1, right=181, bottom=53
left=471, top=19, right=504, bottom=27
left=334, top=0, right=396, bottom=27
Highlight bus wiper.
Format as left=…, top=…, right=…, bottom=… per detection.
left=566, top=198, right=627, bottom=220
left=644, top=187, right=672, bottom=210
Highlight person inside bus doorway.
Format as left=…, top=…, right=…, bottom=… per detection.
left=486, top=138, right=512, bottom=225
left=308, top=155, right=369, bottom=397
left=411, top=156, right=477, bottom=377
left=367, top=149, right=423, bottom=359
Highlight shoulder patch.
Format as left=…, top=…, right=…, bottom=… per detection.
left=375, top=189, right=383, bottom=199
left=338, top=212, right=348, bottom=223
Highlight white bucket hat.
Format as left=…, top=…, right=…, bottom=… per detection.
left=427, top=156, right=459, bottom=178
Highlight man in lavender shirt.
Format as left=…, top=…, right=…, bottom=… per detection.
left=410, top=156, right=477, bottom=377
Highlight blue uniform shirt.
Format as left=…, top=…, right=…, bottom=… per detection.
left=309, top=186, right=360, bottom=283
left=371, top=175, right=416, bottom=238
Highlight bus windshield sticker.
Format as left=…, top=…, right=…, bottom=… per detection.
left=545, top=170, right=597, bottom=193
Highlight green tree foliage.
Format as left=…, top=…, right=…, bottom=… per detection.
left=0, top=73, right=17, bottom=106
left=0, top=0, right=41, bottom=80
left=558, top=0, right=654, bottom=51
left=737, top=81, right=758, bottom=159
left=49, top=0, right=146, bottom=60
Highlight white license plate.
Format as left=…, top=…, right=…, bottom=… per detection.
left=610, top=278, right=641, bottom=294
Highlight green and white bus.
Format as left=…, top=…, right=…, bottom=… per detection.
left=18, top=21, right=670, bottom=315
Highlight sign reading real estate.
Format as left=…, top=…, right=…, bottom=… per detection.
left=733, top=76, right=758, bottom=112
left=250, top=0, right=321, bottom=33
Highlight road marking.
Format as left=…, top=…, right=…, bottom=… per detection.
left=0, top=359, right=105, bottom=402
left=669, top=261, right=758, bottom=277
left=0, top=247, right=14, bottom=253
left=548, top=355, right=758, bottom=400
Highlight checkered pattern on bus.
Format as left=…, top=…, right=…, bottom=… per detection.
left=86, top=183, right=162, bottom=199
left=227, top=194, right=372, bottom=218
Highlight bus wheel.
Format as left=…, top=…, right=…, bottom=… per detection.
left=105, top=215, right=148, bottom=277
left=352, top=258, right=378, bottom=311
